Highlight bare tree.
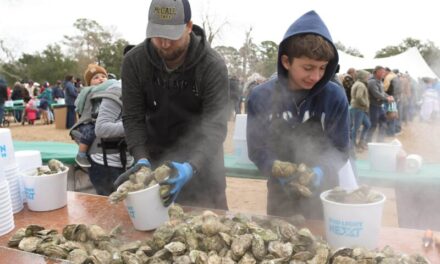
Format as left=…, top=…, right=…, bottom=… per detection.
left=239, top=27, right=258, bottom=83
left=199, top=2, right=228, bottom=45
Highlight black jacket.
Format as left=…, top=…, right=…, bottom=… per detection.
left=121, top=25, right=229, bottom=209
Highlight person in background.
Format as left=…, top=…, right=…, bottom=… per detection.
left=384, top=68, right=402, bottom=136
left=88, top=79, right=134, bottom=195
left=350, top=70, right=371, bottom=151
left=366, top=66, right=393, bottom=142
left=23, top=96, right=38, bottom=125
left=229, top=75, right=241, bottom=118
left=117, top=0, right=229, bottom=210
left=11, top=82, right=27, bottom=122
left=64, top=75, right=77, bottom=129
left=74, top=64, right=108, bottom=168
left=0, top=79, right=7, bottom=126
left=342, top=67, right=356, bottom=102
left=37, top=81, right=54, bottom=124
left=75, top=78, right=83, bottom=91
left=52, top=80, right=65, bottom=101
left=247, top=10, right=350, bottom=219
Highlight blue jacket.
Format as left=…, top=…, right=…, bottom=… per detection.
left=64, top=81, right=77, bottom=106
left=247, top=11, right=349, bottom=181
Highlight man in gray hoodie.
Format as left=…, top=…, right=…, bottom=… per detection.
left=118, top=0, right=229, bottom=210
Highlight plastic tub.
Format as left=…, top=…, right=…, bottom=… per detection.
left=368, top=142, right=402, bottom=172
left=123, top=184, right=169, bottom=231
left=320, top=189, right=386, bottom=249
left=22, top=167, right=68, bottom=211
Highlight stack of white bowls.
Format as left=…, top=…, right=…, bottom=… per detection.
left=0, top=168, right=15, bottom=236
left=15, top=150, right=43, bottom=202
left=0, top=128, right=24, bottom=213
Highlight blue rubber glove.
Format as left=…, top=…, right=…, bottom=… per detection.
left=312, top=166, right=324, bottom=187
left=160, top=162, right=193, bottom=206
left=113, top=158, right=151, bottom=188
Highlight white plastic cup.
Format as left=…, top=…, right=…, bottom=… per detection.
left=21, top=168, right=68, bottom=211
left=15, top=150, right=42, bottom=203
left=123, top=184, right=169, bottom=231
left=320, top=190, right=386, bottom=250
left=367, top=142, right=402, bottom=172
left=15, top=150, right=43, bottom=172
left=0, top=128, right=16, bottom=167
left=405, top=154, right=423, bottom=173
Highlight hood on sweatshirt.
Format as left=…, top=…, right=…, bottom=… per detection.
left=277, top=10, right=339, bottom=94
left=356, top=69, right=370, bottom=82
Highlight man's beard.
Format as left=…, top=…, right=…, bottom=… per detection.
left=156, top=44, right=188, bottom=62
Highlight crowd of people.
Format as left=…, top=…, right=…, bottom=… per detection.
left=2, top=0, right=440, bottom=221
left=338, top=66, right=437, bottom=153
left=0, top=78, right=69, bottom=126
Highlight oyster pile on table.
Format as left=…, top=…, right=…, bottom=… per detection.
left=36, top=159, right=67, bottom=175
left=325, top=185, right=383, bottom=204
left=109, top=164, right=173, bottom=204
left=8, top=205, right=431, bottom=263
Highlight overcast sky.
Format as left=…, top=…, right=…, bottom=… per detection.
left=1, top=0, right=439, bottom=60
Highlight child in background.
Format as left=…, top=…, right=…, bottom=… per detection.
left=75, top=64, right=108, bottom=167
left=24, top=96, right=38, bottom=125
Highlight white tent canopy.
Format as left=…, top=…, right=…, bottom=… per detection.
left=338, top=47, right=438, bottom=79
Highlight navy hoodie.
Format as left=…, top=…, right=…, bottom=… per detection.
left=247, top=11, right=350, bottom=179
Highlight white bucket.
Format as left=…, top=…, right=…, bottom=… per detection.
left=320, top=190, right=386, bottom=250
left=124, top=184, right=169, bottom=231
left=232, top=114, right=253, bottom=164
left=22, top=167, right=68, bottom=211
left=0, top=128, right=16, bottom=167
left=367, top=142, right=402, bottom=172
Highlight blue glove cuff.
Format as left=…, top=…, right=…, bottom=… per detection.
left=312, top=166, right=324, bottom=187
left=171, top=162, right=193, bottom=179
left=137, top=158, right=151, bottom=167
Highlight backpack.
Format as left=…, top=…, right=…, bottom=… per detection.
left=69, top=81, right=128, bottom=169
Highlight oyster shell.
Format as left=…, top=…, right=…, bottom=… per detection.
left=18, top=236, right=43, bottom=252
left=8, top=228, right=26, bottom=247
left=67, top=248, right=89, bottom=264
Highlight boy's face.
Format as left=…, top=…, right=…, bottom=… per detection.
left=281, top=55, right=329, bottom=91
left=90, top=73, right=108, bottom=85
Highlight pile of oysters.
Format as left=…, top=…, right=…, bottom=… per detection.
left=36, top=159, right=67, bottom=175
left=8, top=204, right=430, bottom=263
left=324, top=185, right=384, bottom=204
left=109, top=165, right=172, bottom=204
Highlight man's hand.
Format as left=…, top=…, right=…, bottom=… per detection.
left=272, top=160, right=297, bottom=178
left=159, top=162, right=193, bottom=207
left=271, top=160, right=324, bottom=198
left=113, top=159, right=151, bottom=188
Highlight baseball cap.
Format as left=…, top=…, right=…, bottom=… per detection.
left=146, top=0, right=191, bottom=40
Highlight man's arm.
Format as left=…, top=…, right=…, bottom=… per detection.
left=121, top=53, right=149, bottom=161
left=368, top=79, right=388, bottom=102
left=187, top=58, right=229, bottom=171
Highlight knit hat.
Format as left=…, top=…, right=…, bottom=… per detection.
left=84, top=64, right=107, bottom=86
left=146, top=0, right=191, bottom=40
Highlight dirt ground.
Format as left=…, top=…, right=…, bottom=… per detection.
left=5, top=116, right=440, bottom=225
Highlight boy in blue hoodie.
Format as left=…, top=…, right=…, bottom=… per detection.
left=247, top=11, right=350, bottom=219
